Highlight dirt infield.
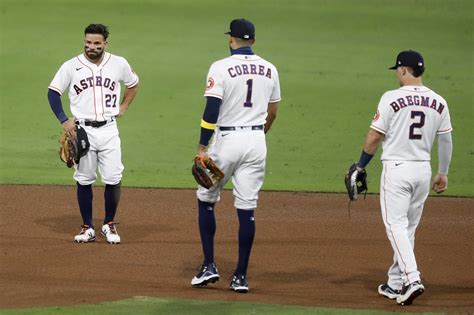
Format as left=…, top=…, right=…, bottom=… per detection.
left=0, top=185, right=473, bottom=312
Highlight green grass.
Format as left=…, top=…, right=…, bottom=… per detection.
left=0, top=0, right=472, bottom=195
left=0, top=296, right=444, bottom=315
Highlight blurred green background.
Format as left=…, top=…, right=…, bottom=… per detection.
left=0, top=0, right=472, bottom=195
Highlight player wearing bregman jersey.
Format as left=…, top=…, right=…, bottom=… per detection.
left=191, top=19, right=281, bottom=293
left=353, top=50, right=452, bottom=306
left=47, top=24, right=139, bottom=244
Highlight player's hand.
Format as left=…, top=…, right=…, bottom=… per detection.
left=117, top=103, right=128, bottom=118
left=196, top=145, right=208, bottom=160
left=62, top=118, right=76, bottom=138
left=432, top=173, right=448, bottom=194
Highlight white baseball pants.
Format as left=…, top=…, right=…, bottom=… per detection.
left=197, top=128, right=266, bottom=209
left=380, top=161, right=431, bottom=289
left=74, top=121, right=123, bottom=185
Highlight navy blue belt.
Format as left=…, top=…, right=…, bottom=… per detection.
left=219, top=125, right=263, bottom=131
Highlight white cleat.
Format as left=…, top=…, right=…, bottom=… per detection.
left=378, top=283, right=401, bottom=300
left=74, top=225, right=96, bottom=243
left=101, top=222, right=121, bottom=244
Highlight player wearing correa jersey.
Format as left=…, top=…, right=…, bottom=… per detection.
left=47, top=24, right=139, bottom=244
left=191, top=19, right=281, bottom=293
left=350, top=50, right=452, bottom=306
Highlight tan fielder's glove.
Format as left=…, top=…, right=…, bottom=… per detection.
left=192, top=156, right=224, bottom=189
left=59, top=125, right=90, bottom=168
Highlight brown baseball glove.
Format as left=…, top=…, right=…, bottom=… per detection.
left=192, top=156, right=224, bottom=189
left=59, top=125, right=90, bottom=168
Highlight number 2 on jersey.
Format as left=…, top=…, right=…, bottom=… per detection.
left=105, top=94, right=117, bottom=107
left=409, top=111, right=425, bottom=140
left=244, top=79, right=253, bottom=107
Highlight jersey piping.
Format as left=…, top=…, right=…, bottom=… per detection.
left=76, top=56, right=98, bottom=121
left=126, top=77, right=139, bottom=88
left=48, top=85, right=63, bottom=95
left=370, top=125, right=387, bottom=135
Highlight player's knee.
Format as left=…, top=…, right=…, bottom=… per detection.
left=74, top=172, right=97, bottom=185
left=196, top=189, right=220, bottom=204
left=100, top=165, right=123, bottom=185
left=102, top=174, right=122, bottom=185
left=234, top=198, right=257, bottom=210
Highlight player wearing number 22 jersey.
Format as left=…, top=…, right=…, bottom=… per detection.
left=353, top=50, right=452, bottom=306
left=191, top=19, right=281, bottom=293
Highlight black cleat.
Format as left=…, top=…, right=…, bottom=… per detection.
left=229, top=274, right=249, bottom=293
left=396, top=281, right=425, bottom=306
left=191, top=263, right=220, bottom=287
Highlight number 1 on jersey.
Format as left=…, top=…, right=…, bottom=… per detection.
left=244, top=79, right=253, bottom=107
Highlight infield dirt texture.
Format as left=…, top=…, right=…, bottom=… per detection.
left=0, top=0, right=473, bottom=314
left=1, top=185, right=473, bottom=313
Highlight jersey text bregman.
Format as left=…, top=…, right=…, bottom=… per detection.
left=388, top=94, right=445, bottom=114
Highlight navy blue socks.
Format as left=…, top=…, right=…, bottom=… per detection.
left=104, top=182, right=121, bottom=224
left=197, top=201, right=256, bottom=275
left=77, top=183, right=93, bottom=227
left=235, top=209, right=255, bottom=276
left=198, top=199, right=216, bottom=265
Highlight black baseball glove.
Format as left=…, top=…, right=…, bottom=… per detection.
left=59, top=125, right=90, bottom=168
left=344, top=163, right=368, bottom=201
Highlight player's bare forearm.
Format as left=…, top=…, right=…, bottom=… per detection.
left=265, top=102, right=279, bottom=134
left=264, top=114, right=276, bottom=134
left=118, top=84, right=139, bottom=116
left=363, top=128, right=384, bottom=155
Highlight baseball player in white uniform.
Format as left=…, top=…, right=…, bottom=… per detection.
left=47, top=24, right=139, bottom=244
left=351, top=50, right=452, bottom=305
left=191, top=19, right=281, bottom=293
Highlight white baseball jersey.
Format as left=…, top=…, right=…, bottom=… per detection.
left=48, top=52, right=139, bottom=121
left=373, top=84, right=453, bottom=289
left=204, top=54, right=281, bottom=126
left=197, top=53, right=281, bottom=210
left=370, top=85, right=452, bottom=161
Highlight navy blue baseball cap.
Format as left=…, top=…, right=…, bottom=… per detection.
left=225, top=19, right=255, bottom=40
left=389, top=50, right=424, bottom=70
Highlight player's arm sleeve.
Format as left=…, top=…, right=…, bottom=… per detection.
left=269, top=67, right=281, bottom=103
left=199, top=97, right=222, bottom=146
left=48, top=62, right=71, bottom=95
left=121, top=58, right=139, bottom=88
left=203, top=63, right=223, bottom=99
left=47, top=89, right=68, bottom=124
left=370, top=92, right=393, bottom=134
left=437, top=132, right=452, bottom=175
